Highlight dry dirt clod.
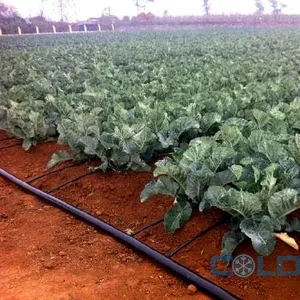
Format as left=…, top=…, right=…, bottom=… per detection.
left=42, top=260, right=57, bottom=269
left=95, top=210, right=103, bottom=216
left=0, top=212, right=8, bottom=219
left=137, top=257, right=144, bottom=263
left=87, top=238, right=98, bottom=245
left=187, top=284, right=198, bottom=295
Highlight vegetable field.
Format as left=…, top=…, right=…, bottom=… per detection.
left=1, top=29, right=300, bottom=298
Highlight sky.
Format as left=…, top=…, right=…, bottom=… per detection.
left=3, top=0, right=300, bottom=21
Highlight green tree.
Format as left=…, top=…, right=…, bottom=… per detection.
left=40, top=0, right=47, bottom=17
left=56, top=0, right=75, bottom=22
left=269, top=0, right=281, bottom=14
left=133, top=0, right=154, bottom=15
left=0, top=2, right=25, bottom=34
left=203, top=0, right=210, bottom=15
left=102, top=7, right=112, bottom=16
left=280, top=2, right=287, bottom=12
left=255, top=0, right=264, bottom=14
left=0, top=2, right=19, bottom=18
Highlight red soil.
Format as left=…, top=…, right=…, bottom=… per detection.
left=0, top=132, right=299, bottom=300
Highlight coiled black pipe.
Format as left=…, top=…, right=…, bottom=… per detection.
left=0, top=168, right=238, bottom=300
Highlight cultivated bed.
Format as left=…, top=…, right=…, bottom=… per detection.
left=1, top=29, right=300, bottom=299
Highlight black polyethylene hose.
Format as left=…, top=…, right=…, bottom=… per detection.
left=0, top=168, right=238, bottom=300
left=27, top=161, right=84, bottom=184
left=0, top=137, right=14, bottom=142
left=0, top=142, right=22, bottom=150
left=133, top=217, right=164, bottom=236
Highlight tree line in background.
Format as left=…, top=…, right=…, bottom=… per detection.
left=0, top=0, right=294, bottom=34
left=0, top=1, right=290, bottom=21
left=201, top=1, right=287, bottom=15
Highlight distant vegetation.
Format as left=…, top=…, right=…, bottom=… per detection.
left=0, top=0, right=298, bottom=34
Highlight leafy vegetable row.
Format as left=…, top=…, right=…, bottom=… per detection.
left=142, top=103, right=300, bottom=256
left=2, top=29, right=300, bottom=256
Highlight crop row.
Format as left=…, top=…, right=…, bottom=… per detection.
left=1, top=29, right=300, bottom=256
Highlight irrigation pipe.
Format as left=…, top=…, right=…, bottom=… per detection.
left=133, top=217, right=164, bottom=236
left=0, top=136, right=15, bottom=142
left=46, top=172, right=93, bottom=193
left=0, top=142, right=22, bottom=150
left=27, top=161, right=84, bottom=184
left=0, top=168, right=238, bottom=300
left=168, top=217, right=229, bottom=258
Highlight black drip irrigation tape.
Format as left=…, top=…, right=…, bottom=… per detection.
left=46, top=172, right=94, bottom=193
left=0, top=136, right=15, bottom=142
left=132, top=217, right=164, bottom=236
left=27, top=161, right=85, bottom=184
left=0, top=142, right=22, bottom=150
left=167, top=217, right=229, bottom=258
left=0, top=168, right=239, bottom=300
